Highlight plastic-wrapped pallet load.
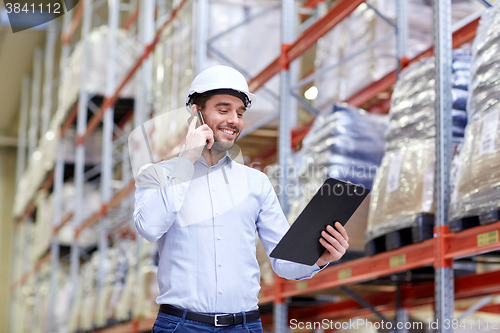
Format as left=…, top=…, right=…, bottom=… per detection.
left=367, top=52, right=471, bottom=254
left=32, top=263, right=50, bottom=333
left=286, top=104, right=388, bottom=252
left=57, top=182, right=101, bottom=248
left=106, top=240, right=134, bottom=323
left=132, top=240, right=160, bottom=320
left=450, top=2, right=500, bottom=228
left=79, top=257, right=98, bottom=332
left=33, top=190, right=53, bottom=260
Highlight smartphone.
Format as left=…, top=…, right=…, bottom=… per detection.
left=196, top=109, right=205, bottom=126
left=187, top=110, right=205, bottom=128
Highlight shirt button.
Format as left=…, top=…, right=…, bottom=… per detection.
left=219, top=290, right=223, bottom=294
left=218, top=263, right=222, bottom=267
left=216, top=211, right=219, bottom=215
left=217, top=236, right=221, bottom=240
left=212, top=188, right=216, bottom=192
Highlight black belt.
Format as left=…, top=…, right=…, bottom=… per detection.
left=159, top=304, right=260, bottom=327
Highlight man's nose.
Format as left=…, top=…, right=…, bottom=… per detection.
left=226, top=110, right=238, bottom=124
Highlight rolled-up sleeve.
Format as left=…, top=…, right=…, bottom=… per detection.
left=255, top=176, right=328, bottom=280
left=133, top=157, right=194, bottom=242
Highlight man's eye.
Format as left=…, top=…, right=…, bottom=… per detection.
left=219, top=109, right=227, bottom=113
left=237, top=113, right=244, bottom=117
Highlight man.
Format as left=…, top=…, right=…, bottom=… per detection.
left=134, top=65, right=349, bottom=333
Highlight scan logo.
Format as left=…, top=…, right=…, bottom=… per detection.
left=3, top=0, right=79, bottom=33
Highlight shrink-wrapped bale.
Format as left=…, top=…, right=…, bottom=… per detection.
left=286, top=104, right=387, bottom=251
left=367, top=52, right=472, bottom=248
left=450, top=3, right=500, bottom=223
left=33, top=190, right=53, bottom=260
left=296, top=104, right=388, bottom=191
left=367, top=140, right=435, bottom=241
left=133, top=241, right=159, bottom=319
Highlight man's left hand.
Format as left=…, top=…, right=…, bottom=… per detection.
left=316, top=222, right=349, bottom=268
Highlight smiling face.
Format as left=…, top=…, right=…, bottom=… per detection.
left=196, top=94, right=246, bottom=153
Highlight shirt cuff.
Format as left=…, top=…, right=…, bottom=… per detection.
left=313, top=262, right=330, bottom=274
left=170, top=157, right=195, bottom=182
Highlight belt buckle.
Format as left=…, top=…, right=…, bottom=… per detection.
left=214, top=314, right=230, bottom=327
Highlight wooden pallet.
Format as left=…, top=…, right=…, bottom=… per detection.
left=365, top=213, right=435, bottom=256
left=451, top=208, right=500, bottom=232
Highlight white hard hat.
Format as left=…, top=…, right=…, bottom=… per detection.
left=184, top=65, right=256, bottom=111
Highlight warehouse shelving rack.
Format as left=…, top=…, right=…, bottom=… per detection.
left=9, top=0, right=499, bottom=333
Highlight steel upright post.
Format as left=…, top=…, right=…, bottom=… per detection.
left=275, top=1, right=296, bottom=332
left=9, top=227, right=20, bottom=333
left=46, top=11, right=72, bottom=331
left=70, top=0, right=93, bottom=315
left=133, top=0, right=155, bottom=311
left=28, top=48, right=43, bottom=159
left=433, top=0, right=454, bottom=332
left=278, top=0, right=295, bottom=219
left=134, top=0, right=154, bottom=127
left=15, top=76, right=30, bottom=188
left=195, top=0, right=209, bottom=75
left=48, top=142, right=64, bottom=332
left=396, top=0, right=408, bottom=74
left=97, top=0, right=120, bottom=299
left=41, top=20, right=58, bottom=136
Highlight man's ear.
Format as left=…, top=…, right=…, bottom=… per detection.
left=190, top=104, right=198, bottom=115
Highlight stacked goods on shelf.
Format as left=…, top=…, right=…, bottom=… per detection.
left=314, top=0, right=482, bottom=110
left=57, top=182, right=101, bottom=248
left=78, top=257, right=97, bottom=332
left=32, top=264, right=50, bottom=333
left=450, top=3, right=500, bottom=229
left=12, top=262, right=50, bottom=333
left=33, top=190, right=53, bottom=260
left=53, top=269, right=73, bottom=333
left=288, top=104, right=388, bottom=251
left=133, top=240, right=160, bottom=320
left=13, top=26, right=140, bottom=222
left=65, top=238, right=158, bottom=332
left=366, top=52, right=471, bottom=255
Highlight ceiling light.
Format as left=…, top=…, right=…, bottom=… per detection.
left=304, top=86, right=318, bottom=100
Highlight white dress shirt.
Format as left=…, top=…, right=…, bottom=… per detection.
left=134, top=151, right=324, bottom=313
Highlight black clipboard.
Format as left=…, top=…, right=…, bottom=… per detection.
left=270, top=178, right=370, bottom=266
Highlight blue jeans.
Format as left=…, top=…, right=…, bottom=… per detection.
left=152, top=311, right=263, bottom=333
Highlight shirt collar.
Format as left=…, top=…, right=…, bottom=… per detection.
left=179, top=145, right=233, bottom=169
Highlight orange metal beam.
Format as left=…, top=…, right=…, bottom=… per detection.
left=258, top=222, right=500, bottom=304
left=283, top=269, right=500, bottom=322
left=82, top=0, right=189, bottom=143
left=248, top=0, right=366, bottom=93
left=124, top=4, right=140, bottom=31
left=61, top=1, right=84, bottom=45
left=446, top=221, right=500, bottom=260
left=259, top=239, right=435, bottom=301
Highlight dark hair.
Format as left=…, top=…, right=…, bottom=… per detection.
left=192, top=95, right=210, bottom=110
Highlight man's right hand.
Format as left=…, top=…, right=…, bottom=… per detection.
left=183, top=115, right=214, bottom=164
